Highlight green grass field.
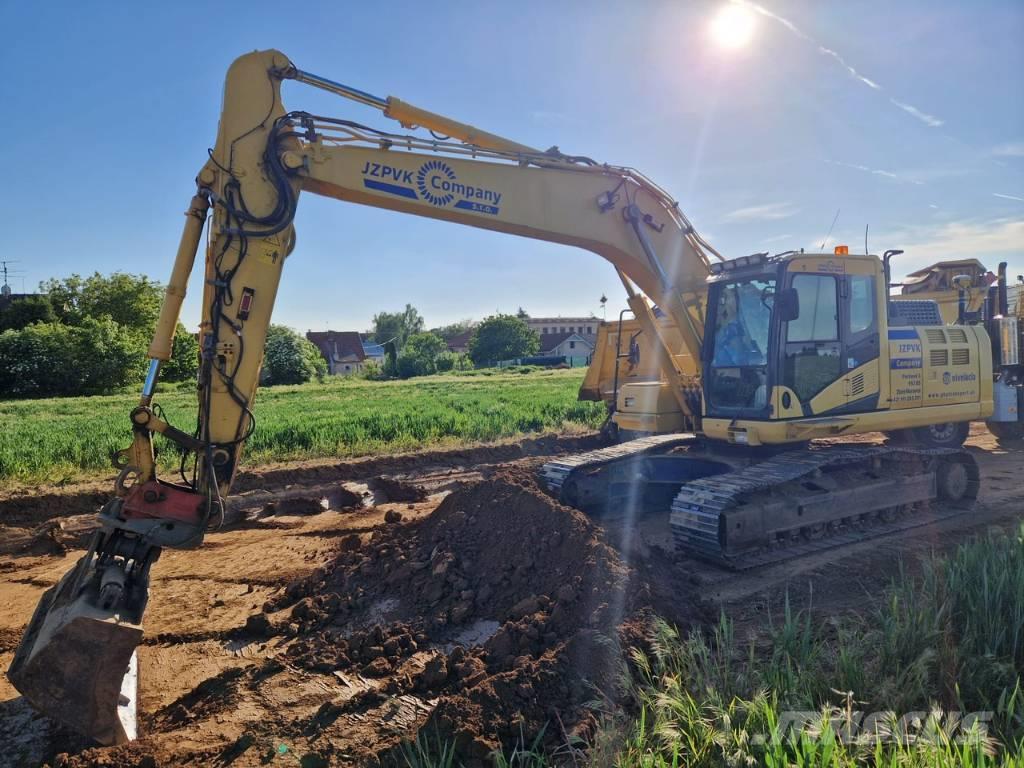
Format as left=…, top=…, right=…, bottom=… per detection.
left=0, top=369, right=605, bottom=485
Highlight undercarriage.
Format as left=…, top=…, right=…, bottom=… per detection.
left=540, top=435, right=979, bottom=569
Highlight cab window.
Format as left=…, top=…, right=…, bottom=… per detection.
left=849, top=275, right=875, bottom=335
left=788, top=274, right=838, bottom=342
left=784, top=274, right=841, bottom=401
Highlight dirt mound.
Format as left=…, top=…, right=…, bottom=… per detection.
left=243, top=470, right=657, bottom=761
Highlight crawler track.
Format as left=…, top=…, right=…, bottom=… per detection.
left=538, top=433, right=696, bottom=498
left=670, top=445, right=980, bottom=570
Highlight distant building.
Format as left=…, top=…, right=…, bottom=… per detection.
left=445, top=329, right=474, bottom=354
left=526, top=316, right=599, bottom=347
left=361, top=340, right=386, bottom=365
left=538, top=331, right=594, bottom=360
left=306, top=330, right=368, bottom=375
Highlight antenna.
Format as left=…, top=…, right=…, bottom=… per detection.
left=820, top=209, right=840, bottom=251
left=864, top=223, right=869, bottom=255
left=0, top=260, right=25, bottom=298
left=1, top=259, right=20, bottom=286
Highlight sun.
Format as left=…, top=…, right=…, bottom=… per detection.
left=709, top=3, right=757, bottom=50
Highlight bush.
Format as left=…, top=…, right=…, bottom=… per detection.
left=0, top=317, right=146, bottom=397
left=261, top=325, right=327, bottom=386
left=435, top=351, right=457, bottom=372
left=396, top=353, right=431, bottom=378
left=358, top=360, right=386, bottom=380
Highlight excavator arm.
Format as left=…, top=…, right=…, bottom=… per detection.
left=9, top=49, right=718, bottom=743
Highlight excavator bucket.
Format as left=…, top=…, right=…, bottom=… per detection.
left=7, top=555, right=143, bottom=745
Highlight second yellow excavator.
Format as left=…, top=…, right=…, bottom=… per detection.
left=11, top=49, right=1020, bottom=746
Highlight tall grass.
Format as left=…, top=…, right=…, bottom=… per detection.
left=0, top=369, right=604, bottom=485
left=613, top=524, right=1024, bottom=766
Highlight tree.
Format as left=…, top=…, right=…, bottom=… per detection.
left=516, top=307, right=529, bottom=319
left=161, top=323, right=200, bottom=382
left=396, top=332, right=446, bottom=378
left=371, top=304, right=424, bottom=348
left=468, top=315, right=540, bottom=366
left=261, top=325, right=327, bottom=386
left=382, top=339, right=399, bottom=378
left=41, top=272, right=162, bottom=333
left=0, top=295, right=57, bottom=332
left=430, top=319, right=474, bottom=342
left=403, top=331, right=446, bottom=362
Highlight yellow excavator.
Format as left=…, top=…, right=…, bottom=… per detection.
left=9, top=50, right=1021, bottom=745
left=584, top=258, right=1023, bottom=441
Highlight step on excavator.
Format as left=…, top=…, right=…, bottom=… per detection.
left=10, top=50, right=1019, bottom=745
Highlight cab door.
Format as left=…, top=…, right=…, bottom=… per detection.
left=841, top=273, right=881, bottom=410
left=781, top=273, right=843, bottom=413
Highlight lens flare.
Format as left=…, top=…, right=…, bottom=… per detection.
left=709, top=3, right=757, bottom=50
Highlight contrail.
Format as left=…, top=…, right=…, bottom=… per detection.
left=890, top=98, right=944, bottom=128
left=819, top=44, right=881, bottom=90
left=735, top=0, right=943, bottom=127
left=826, top=160, right=925, bottom=185
left=993, top=193, right=1024, bottom=202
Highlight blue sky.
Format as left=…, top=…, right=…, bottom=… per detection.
left=1, top=0, right=1021, bottom=333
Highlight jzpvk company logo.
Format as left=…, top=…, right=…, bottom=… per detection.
left=417, top=160, right=456, bottom=207
left=360, top=158, right=503, bottom=215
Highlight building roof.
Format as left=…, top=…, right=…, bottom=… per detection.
left=526, top=316, right=597, bottom=324
left=362, top=341, right=385, bottom=357
left=446, top=329, right=474, bottom=351
left=539, top=331, right=593, bottom=354
left=306, top=331, right=365, bottom=362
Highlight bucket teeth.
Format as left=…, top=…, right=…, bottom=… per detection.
left=7, top=556, right=143, bottom=745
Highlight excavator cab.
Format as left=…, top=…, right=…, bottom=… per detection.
left=700, top=251, right=886, bottom=436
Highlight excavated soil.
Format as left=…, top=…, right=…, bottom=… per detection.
left=1, top=427, right=1022, bottom=767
